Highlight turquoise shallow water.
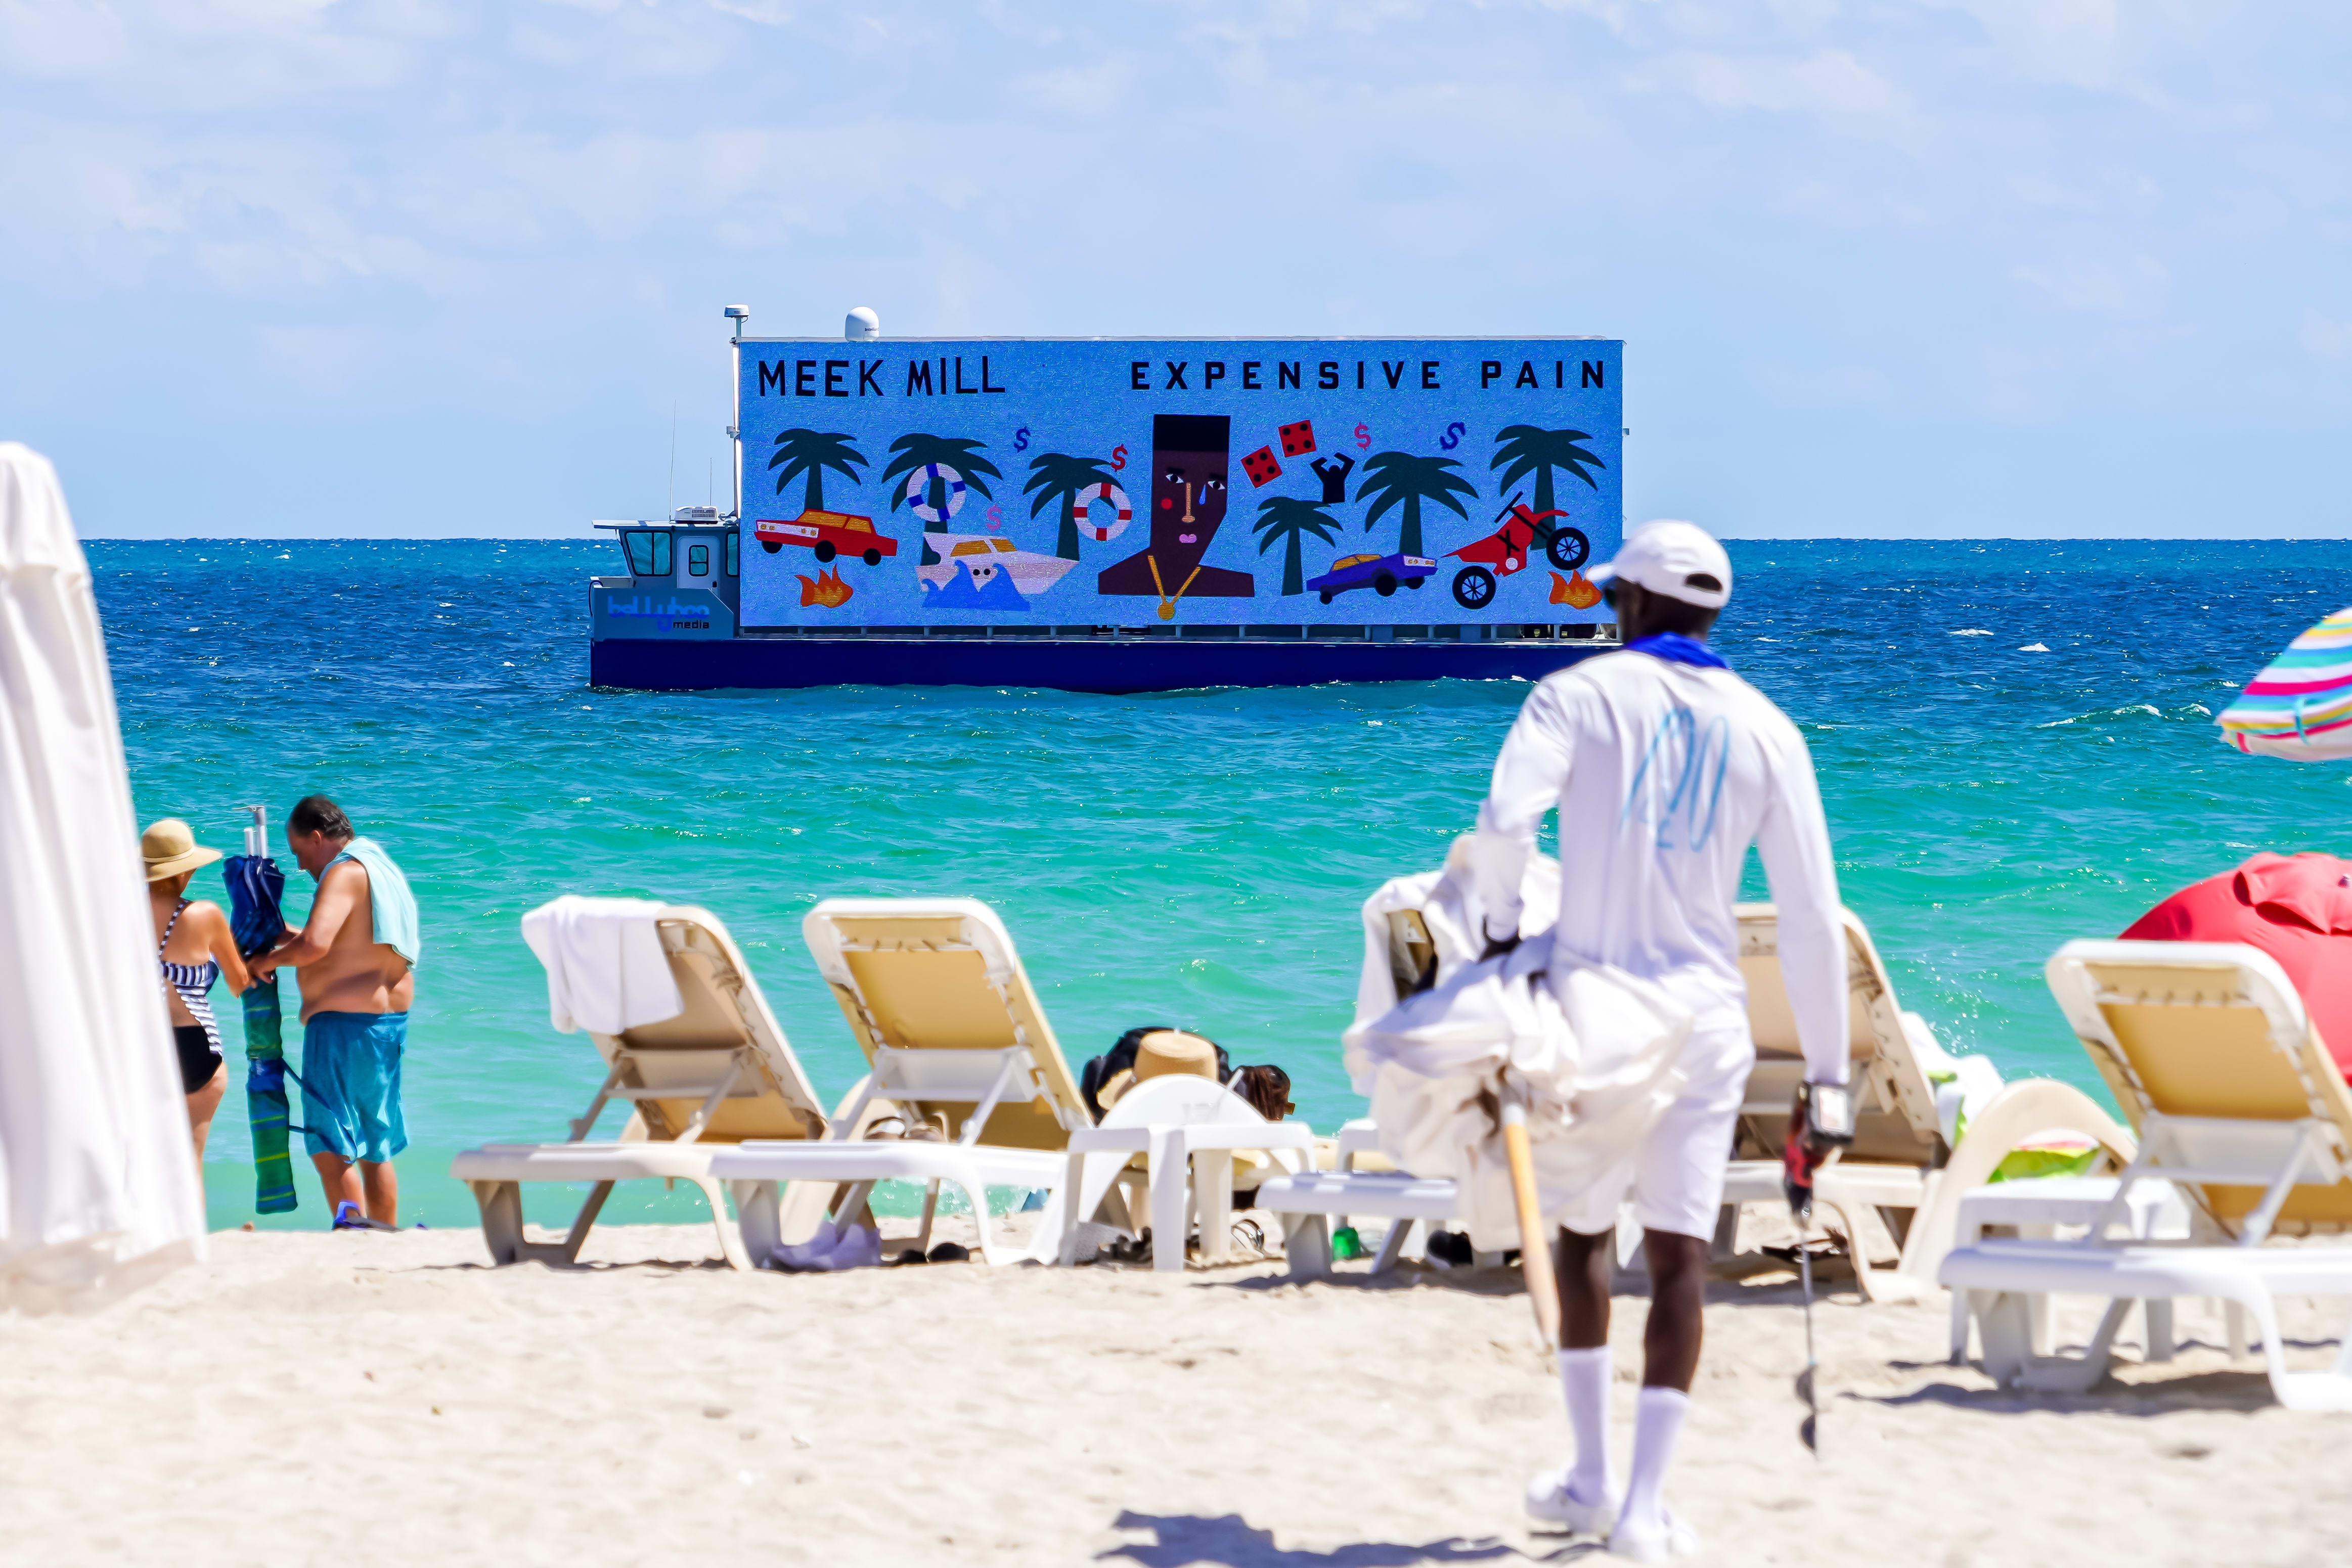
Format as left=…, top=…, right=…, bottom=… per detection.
left=89, top=537, right=2351, bottom=1232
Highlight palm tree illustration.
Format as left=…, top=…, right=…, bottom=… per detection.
left=1489, top=425, right=1606, bottom=543
left=767, top=429, right=868, bottom=514
left=1023, top=452, right=1120, bottom=561
left=1354, top=451, right=1477, bottom=558
left=882, top=434, right=1002, bottom=566
left=1252, top=496, right=1344, bottom=597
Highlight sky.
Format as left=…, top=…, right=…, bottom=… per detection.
left=3, top=0, right=2347, bottom=540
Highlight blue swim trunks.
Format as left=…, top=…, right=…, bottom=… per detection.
left=300, top=1011, right=409, bottom=1163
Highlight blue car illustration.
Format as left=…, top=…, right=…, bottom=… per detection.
left=1306, top=551, right=1437, bottom=604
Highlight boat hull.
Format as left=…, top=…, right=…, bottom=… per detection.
left=590, top=634, right=1607, bottom=694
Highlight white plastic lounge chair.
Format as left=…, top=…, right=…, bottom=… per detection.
left=451, top=904, right=828, bottom=1271
left=1054, top=1072, right=1317, bottom=1271
left=710, top=898, right=1093, bottom=1267
left=1939, top=940, right=2352, bottom=1410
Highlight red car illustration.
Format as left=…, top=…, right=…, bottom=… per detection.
left=1444, top=495, right=1590, bottom=609
left=753, top=510, right=898, bottom=565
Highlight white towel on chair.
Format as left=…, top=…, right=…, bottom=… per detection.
left=520, top=895, right=683, bottom=1036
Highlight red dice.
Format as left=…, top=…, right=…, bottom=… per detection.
left=1242, top=446, right=1282, bottom=486
left=1279, top=420, right=1316, bottom=457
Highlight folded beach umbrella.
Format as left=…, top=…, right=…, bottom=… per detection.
left=2216, top=606, right=2352, bottom=759
left=0, top=443, right=206, bottom=1311
left=223, top=839, right=298, bottom=1214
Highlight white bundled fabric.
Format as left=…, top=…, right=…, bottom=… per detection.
left=1343, top=839, right=1690, bottom=1251
left=0, top=444, right=206, bottom=1313
left=520, top=894, right=684, bottom=1037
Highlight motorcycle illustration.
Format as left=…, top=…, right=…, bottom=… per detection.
left=1443, top=493, right=1591, bottom=610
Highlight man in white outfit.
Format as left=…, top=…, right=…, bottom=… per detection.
left=1467, top=520, right=1851, bottom=1561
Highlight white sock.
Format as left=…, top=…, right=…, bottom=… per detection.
left=1619, top=1386, right=1689, bottom=1535
left=1556, top=1346, right=1614, bottom=1502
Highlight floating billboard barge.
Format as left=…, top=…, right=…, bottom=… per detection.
left=589, top=317, right=1625, bottom=693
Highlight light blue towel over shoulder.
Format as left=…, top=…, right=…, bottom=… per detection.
left=329, top=836, right=420, bottom=969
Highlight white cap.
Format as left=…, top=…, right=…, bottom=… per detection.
left=1586, top=519, right=1733, bottom=609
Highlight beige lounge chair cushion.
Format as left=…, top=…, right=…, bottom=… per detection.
left=597, top=916, right=824, bottom=1145
left=1736, top=904, right=1942, bottom=1166
left=816, top=908, right=1088, bottom=1152
left=2072, top=954, right=2352, bottom=1234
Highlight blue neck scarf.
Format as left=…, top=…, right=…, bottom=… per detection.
left=1625, top=631, right=1728, bottom=670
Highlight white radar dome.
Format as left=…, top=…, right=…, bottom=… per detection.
left=845, top=306, right=880, bottom=341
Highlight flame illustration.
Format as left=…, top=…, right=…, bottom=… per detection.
left=1550, top=570, right=1602, bottom=609
left=797, top=565, right=854, bottom=608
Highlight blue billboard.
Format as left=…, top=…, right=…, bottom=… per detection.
left=734, top=337, right=1621, bottom=630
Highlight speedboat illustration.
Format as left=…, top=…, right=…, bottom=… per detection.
left=915, top=533, right=1078, bottom=599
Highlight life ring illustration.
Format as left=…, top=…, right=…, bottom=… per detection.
left=1073, top=480, right=1133, bottom=542
left=905, top=463, right=968, bottom=523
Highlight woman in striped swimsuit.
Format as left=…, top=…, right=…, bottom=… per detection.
left=143, top=819, right=250, bottom=1160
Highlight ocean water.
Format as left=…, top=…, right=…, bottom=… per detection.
left=89, top=537, right=2352, bottom=1233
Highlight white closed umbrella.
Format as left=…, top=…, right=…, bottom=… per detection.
left=0, top=442, right=205, bottom=1311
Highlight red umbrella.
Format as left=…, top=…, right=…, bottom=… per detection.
left=2120, top=853, right=2352, bottom=1077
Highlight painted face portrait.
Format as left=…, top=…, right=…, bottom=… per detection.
left=1096, top=414, right=1254, bottom=609
left=1153, top=451, right=1228, bottom=555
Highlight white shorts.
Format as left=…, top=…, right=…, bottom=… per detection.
left=1560, top=1021, right=1755, bottom=1241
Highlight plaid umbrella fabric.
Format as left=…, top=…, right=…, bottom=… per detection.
left=2217, top=606, right=2352, bottom=760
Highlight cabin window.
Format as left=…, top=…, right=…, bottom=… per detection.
left=688, top=543, right=711, bottom=576
left=725, top=530, right=739, bottom=577
left=624, top=529, right=673, bottom=577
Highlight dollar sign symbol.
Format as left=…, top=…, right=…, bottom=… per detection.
left=1354, top=423, right=1370, bottom=451
left=1110, top=444, right=1127, bottom=470
left=1013, top=426, right=1030, bottom=452
left=987, top=506, right=1002, bottom=529
left=1440, top=421, right=1465, bottom=451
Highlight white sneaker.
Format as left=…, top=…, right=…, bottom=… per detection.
left=1606, top=1509, right=1698, bottom=1561
left=1523, top=1465, right=1616, bottom=1534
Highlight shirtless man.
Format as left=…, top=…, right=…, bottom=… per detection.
left=252, top=795, right=419, bottom=1226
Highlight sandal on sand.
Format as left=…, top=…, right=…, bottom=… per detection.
left=1523, top=1466, right=1615, bottom=1535
left=1606, top=1510, right=1699, bottom=1561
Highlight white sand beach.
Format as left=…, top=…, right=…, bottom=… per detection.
left=7, top=1215, right=2349, bottom=1567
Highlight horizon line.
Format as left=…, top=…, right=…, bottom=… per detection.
left=76, top=533, right=2352, bottom=545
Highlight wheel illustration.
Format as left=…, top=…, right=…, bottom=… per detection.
left=1374, top=573, right=1397, bottom=597
left=760, top=540, right=781, bottom=554
left=1545, top=527, right=1590, bottom=571
left=814, top=541, right=836, bottom=563
left=861, top=548, right=882, bottom=566
left=1405, top=574, right=1425, bottom=590
left=1319, top=591, right=1335, bottom=605
left=1452, top=566, right=1496, bottom=609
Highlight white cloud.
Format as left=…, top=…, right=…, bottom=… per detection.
left=2301, top=310, right=2352, bottom=363
left=1928, top=0, right=2120, bottom=88
left=1641, top=48, right=1901, bottom=117
left=2010, top=251, right=2169, bottom=319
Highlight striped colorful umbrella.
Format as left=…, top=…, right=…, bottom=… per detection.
left=2216, top=606, right=2352, bottom=760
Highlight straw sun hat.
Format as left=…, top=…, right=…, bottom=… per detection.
left=1096, top=1028, right=1222, bottom=1110
left=140, top=818, right=223, bottom=882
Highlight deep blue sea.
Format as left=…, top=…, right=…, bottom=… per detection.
left=87, top=537, right=2351, bottom=1232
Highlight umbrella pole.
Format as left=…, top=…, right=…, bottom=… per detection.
left=1500, top=1098, right=1561, bottom=1349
